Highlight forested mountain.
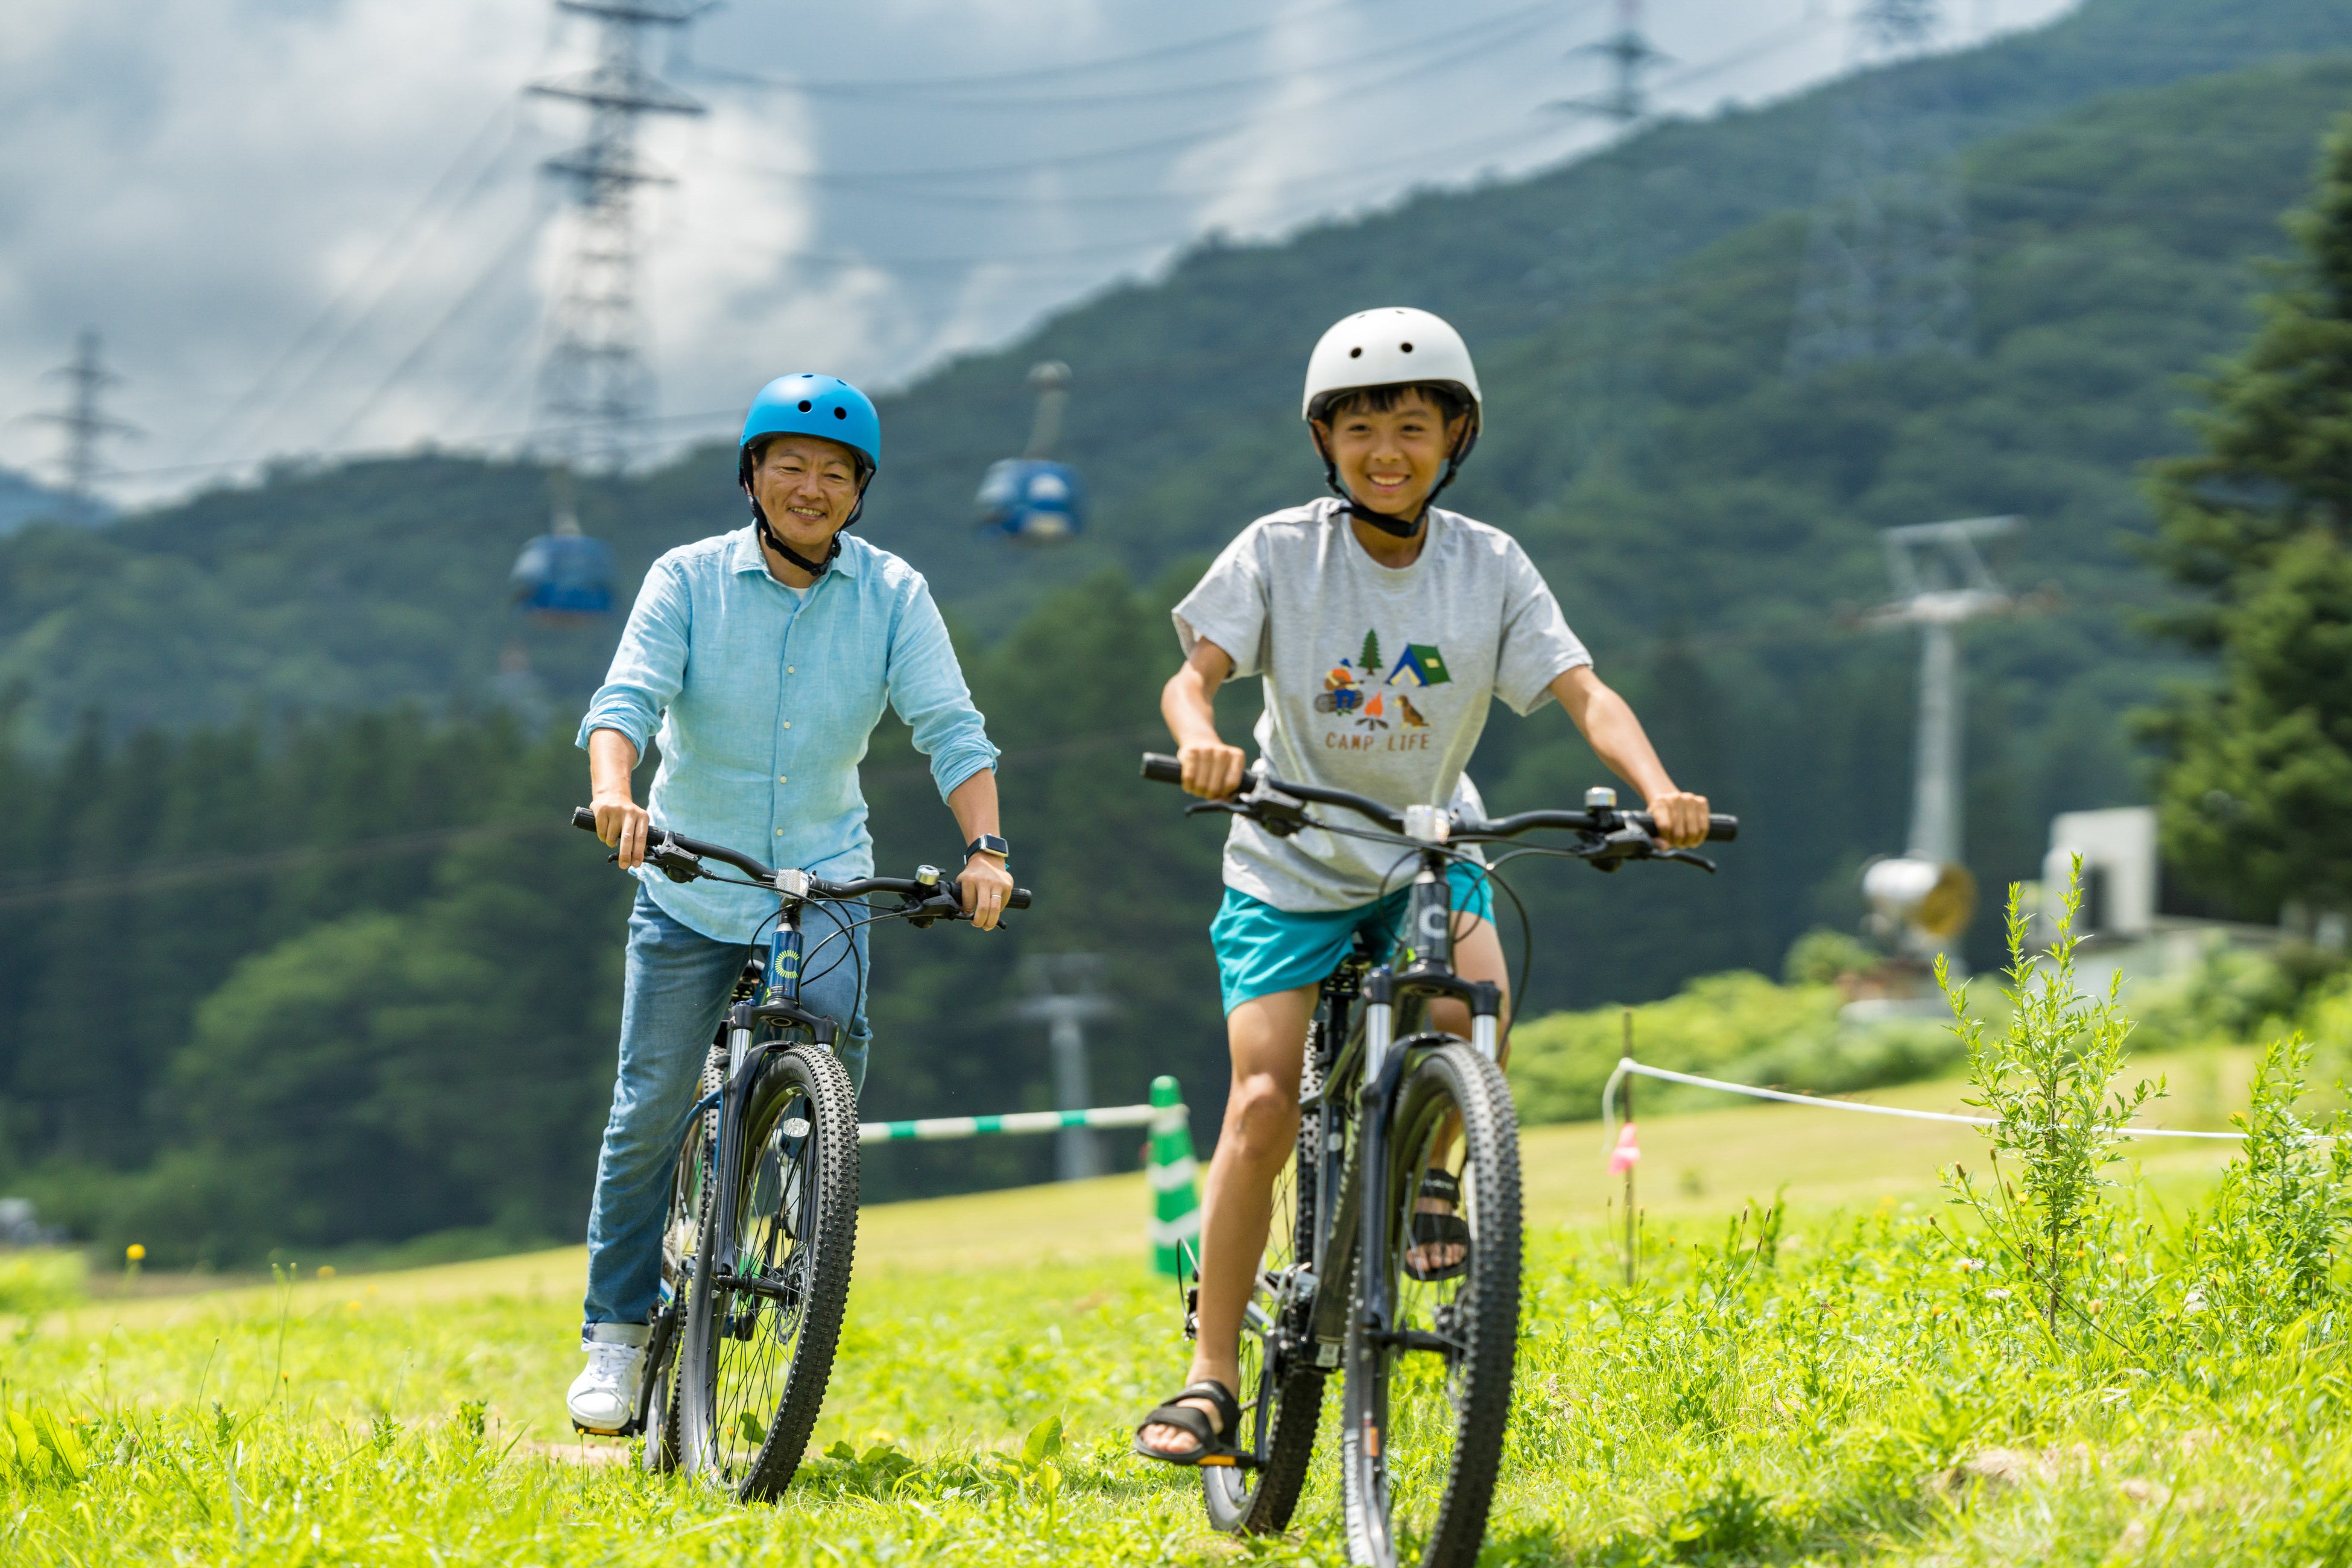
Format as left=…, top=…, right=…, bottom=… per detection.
left=5, top=0, right=2352, bottom=1257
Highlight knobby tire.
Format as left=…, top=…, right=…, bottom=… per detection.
left=678, top=1043, right=860, bottom=1500
left=1341, top=1040, right=1522, bottom=1568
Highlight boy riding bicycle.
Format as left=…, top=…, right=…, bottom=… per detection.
left=1135, top=308, right=1711, bottom=1465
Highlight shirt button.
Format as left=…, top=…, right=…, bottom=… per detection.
left=783, top=721, right=791, bottom=729
left=776, top=829, right=785, bottom=836
left=787, top=665, right=796, bottom=674
left=778, top=775, right=788, bottom=783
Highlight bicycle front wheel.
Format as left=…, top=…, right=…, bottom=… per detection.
left=1341, top=1040, right=1522, bottom=1568
left=678, top=1043, right=860, bottom=1500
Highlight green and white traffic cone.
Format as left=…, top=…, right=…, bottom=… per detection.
left=1147, top=1075, right=1200, bottom=1278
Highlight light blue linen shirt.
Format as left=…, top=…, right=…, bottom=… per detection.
left=577, top=526, right=999, bottom=943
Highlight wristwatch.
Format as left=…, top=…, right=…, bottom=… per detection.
left=964, top=833, right=1011, bottom=862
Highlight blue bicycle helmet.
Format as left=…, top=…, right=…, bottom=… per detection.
left=738, top=374, right=882, bottom=575
left=739, top=373, right=880, bottom=481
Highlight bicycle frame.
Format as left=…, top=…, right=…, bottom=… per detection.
left=708, top=876, right=840, bottom=1318
left=1292, top=846, right=1503, bottom=1375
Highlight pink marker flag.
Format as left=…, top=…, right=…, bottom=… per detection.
left=1608, top=1122, right=1641, bottom=1175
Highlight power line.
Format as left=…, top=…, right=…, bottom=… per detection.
left=320, top=204, right=551, bottom=452
left=188, top=104, right=526, bottom=460
left=677, top=0, right=1400, bottom=100
left=693, top=0, right=1583, bottom=112
left=721, top=2, right=1587, bottom=190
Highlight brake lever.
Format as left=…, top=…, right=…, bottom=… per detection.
left=1654, top=847, right=1719, bottom=874
left=605, top=839, right=706, bottom=884
left=1183, top=786, right=1312, bottom=838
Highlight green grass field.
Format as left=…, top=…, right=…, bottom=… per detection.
left=5, top=1053, right=2345, bottom=1565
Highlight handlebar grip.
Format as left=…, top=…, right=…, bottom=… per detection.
left=572, top=806, right=598, bottom=832
left=1708, top=815, right=1739, bottom=842
left=939, top=877, right=1035, bottom=911
left=1140, top=752, right=1183, bottom=785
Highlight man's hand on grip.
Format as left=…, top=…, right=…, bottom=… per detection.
left=594, top=792, right=651, bottom=870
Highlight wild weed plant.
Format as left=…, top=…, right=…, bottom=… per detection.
left=1943, top=865, right=2161, bottom=1333
left=2196, top=1032, right=2352, bottom=1312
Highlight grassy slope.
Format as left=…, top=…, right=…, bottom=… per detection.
left=52, top=1049, right=2259, bottom=1330
left=11, top=1051, right=2334, bottom=1564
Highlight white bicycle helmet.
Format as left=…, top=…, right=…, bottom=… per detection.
left=1301, top=307, right=1483, bottom=534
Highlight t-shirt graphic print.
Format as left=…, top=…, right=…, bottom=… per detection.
left=1173, top=498, right=1591, bottom=913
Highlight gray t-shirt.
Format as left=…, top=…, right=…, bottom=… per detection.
left=1172, top=498, right=1592, bottom=912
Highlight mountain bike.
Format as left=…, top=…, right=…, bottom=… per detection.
left=1139, top=756, right=1734, bottom=1568
left=569, top=807, right=1031, bottom=1500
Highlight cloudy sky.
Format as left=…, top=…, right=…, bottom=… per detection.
left=0, top=0, right=2073, bottom=503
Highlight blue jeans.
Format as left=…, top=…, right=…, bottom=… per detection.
left=581, top=886, right=871, bottom=1330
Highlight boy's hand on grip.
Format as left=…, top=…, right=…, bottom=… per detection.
left=1178, top=739, right=1248, bottom=800
left=1645, top=789, right=1711, bottom=849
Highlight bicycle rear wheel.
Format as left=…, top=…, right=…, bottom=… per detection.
left=642, top=1049, right=719, bottom=1474
left=1203, top=1038, right=1333, bottom=1534
left=678, top=1042, right=860, bottom=1500
left=1341, top=1040, right=1522, bottom=1568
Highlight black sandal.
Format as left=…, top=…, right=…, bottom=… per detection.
left=1405, top=1169, right=1472, bottom=1283
left=1133, top=1379, right=1243, bottom=1467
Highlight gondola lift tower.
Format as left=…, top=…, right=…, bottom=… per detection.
left=1857, top=515, right=2025, bottom=973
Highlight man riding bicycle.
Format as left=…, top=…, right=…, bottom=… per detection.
left=568, top=375, right=1017, bottom=1434
left=1135, top=309, right=1710, bottom=1465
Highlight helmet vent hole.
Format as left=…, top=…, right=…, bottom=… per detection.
left=833, top=406, right=847, bottom=419
left=1348, top=346, right=1362, bottom=358
left=1400, top=343, right=1414, bottom=352
left=797, top=399, right=813, bottom=412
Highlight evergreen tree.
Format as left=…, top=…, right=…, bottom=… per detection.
left=1361, top=628, right=1382, bottom=675
left=2150, top=113, right=2352, bottom=915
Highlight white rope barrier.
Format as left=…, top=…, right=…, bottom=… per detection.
left=1599, top=1056, right=2251, bottom=1157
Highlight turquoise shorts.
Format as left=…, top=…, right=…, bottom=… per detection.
left=1211, top=862, right=1497, bottom=1014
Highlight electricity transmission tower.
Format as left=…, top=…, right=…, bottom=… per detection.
left=527, top=0, right=706, bottom=471
left=1016, top=955, right=1114, bottom=1183
left=1549, top=0, right=1668, bottom=456
left=29, top=330, right=137, bottom=508
left=1786, top=0, right=1973, bottom=376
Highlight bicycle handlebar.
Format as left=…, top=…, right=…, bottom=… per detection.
left=569, top=808, right=1033, bottom=911
left=1137, top=754, right=1736, bottom=844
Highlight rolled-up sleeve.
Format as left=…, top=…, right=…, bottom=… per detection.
left=884, top=577, right=1000, bottom=800
left=577, top=557, right=691, bottom=753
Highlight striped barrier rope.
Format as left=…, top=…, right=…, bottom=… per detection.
left=858, top=1104, right=1159, bottom=1143
left=854, top=1075, right=1203, bottom=1277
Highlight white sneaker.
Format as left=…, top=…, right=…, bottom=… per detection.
left=567, top=1325, right=647, bottom=1434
